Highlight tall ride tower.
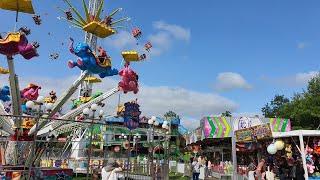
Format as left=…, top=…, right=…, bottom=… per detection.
left=79, top=0, right=101, bottom=98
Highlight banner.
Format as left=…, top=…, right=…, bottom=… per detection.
left=200, top=117, right=292, bottom=140
left=269, top=118, right=291, bottom=132
left=235, top=123, right=272, bottom=142
left=202, top=116, right=231, bottom=138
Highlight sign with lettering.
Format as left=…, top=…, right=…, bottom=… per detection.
left=235, top=123, right=272, bottom=142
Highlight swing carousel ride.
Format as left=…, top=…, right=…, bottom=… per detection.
left=0, top=0, right=153, bottom=179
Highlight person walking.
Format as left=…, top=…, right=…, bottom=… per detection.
left=192, top=157, right=201, bottom=180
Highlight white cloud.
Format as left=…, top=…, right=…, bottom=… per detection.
left=148, top=32, right=171, bottom=56
left=149, top=32, right=171, bottom=48
left=0, top=75, right=238, bottom=125
left=180, top=117, right=200, bottom=130
left=148, top=21, right=191, bottom=56
left=153, top=21, right=191, bottom=42
left=295, top=71, right=318, bottom=85
left=215, top=72, right=252, bottom=91
left=104, top=31, right=136, bottom=49
left=297, top=42, right=308, bottom=49
left=103, top=21, right=191, bottom=57
left=262, top=71, right=319, bottom=87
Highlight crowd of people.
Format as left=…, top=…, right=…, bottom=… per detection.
left=245, top=156, right=305, bottom=180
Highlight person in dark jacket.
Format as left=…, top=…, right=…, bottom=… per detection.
left=295, top=161, right=305, bottom=180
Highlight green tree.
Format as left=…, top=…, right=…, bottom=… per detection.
left=164, top=111, right=180, bottom=120
left=261, top=95, right=289, bottom=117
left=221, top=111, right=232, bottom=117
left=261, top=73, right=320, bottom=129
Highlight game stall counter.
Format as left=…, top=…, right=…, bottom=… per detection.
left=272, top=130, right=320, bottom=179
left=186, top=116, right=291, bottom=178
left=235, top=128, right=320, bottom=179
left=200, top=140, right=233, bottom=178
left=234, top=123, right=306, bottom=179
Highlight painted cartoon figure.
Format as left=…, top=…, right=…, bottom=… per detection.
left=67, top=38, right=118, bottom=78
left=118, top=62, right=139, bottom=94
left=123, top=99, right=141, bottom=130
left=0, top=86, right=10, bottom=102
left=21, top=84, right=41, bottom=101
left=0, top=27, right=39, bottom=59
left=44, top=91, right=57, bottom=103
left=285, top=144, right=292, bottom=159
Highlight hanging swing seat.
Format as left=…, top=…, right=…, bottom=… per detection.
left=0, top=0, right=35, bottom=14
left=84, top=76, right=102, bottom=83
left=122, top=51, right=140, bottom=62
left=0, top=32, right=38, bottom=59
left=0, top=32, right=22, bottom=56
left=83, top=21, right=116, bottom=38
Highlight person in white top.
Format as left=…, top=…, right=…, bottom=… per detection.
left=101, top=160, right=123, bottom=180
left=192, top=157, right=201, bottom=180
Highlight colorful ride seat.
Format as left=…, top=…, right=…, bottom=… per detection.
left=122, top=51, right=140, bottom=62
left=0, top=32, right=38, bottom=59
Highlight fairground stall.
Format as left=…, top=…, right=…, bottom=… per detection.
left=185, top=116, right=293, bottom=180
left=271, top=130, right=320, bottom=179
left=232, top=118, right=320, bottom=180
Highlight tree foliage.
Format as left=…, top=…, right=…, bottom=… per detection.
left=261, top=73, right=320, bottom=129
left=221, top=111, right=232, bottom=117
left=164, top=111, right=180, bottom=120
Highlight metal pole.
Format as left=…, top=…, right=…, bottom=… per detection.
left=299, top=132, right=308, bottom=179
left=86, top=112, right=95, bottom=180
left=27, top=105, right=42, bottom=179
left=6, top=56, right=22, bottom=122
left=80, top=0, right=101, bottom=99
left=232, top=131, right=238, bottom=180
left=151, top=126, right=154, bottom=178
left=127, top=130, right=131, bottom=179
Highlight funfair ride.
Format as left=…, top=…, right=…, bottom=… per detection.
left=0, top=0, right=152, bottom=179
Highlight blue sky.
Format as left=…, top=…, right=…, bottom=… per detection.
left=1, top=0, right=320, bottom=129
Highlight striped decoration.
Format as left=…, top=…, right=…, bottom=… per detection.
left=269, top=118, right=291, bottom=132
left=203, top=117, right=231, bottom=138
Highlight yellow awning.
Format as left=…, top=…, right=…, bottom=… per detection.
left=83, top=21, right=116, bottom=38
left=0, top=0, right=35, bottom=14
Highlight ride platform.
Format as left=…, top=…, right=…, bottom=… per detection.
left=122, top=51, right=140, bottom=62
left=0, top=0, right=35, bottom=14
left=83, top=21, right=116, bottom=38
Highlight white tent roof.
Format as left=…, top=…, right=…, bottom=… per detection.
left=272, top=130, right=320, bottom=138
